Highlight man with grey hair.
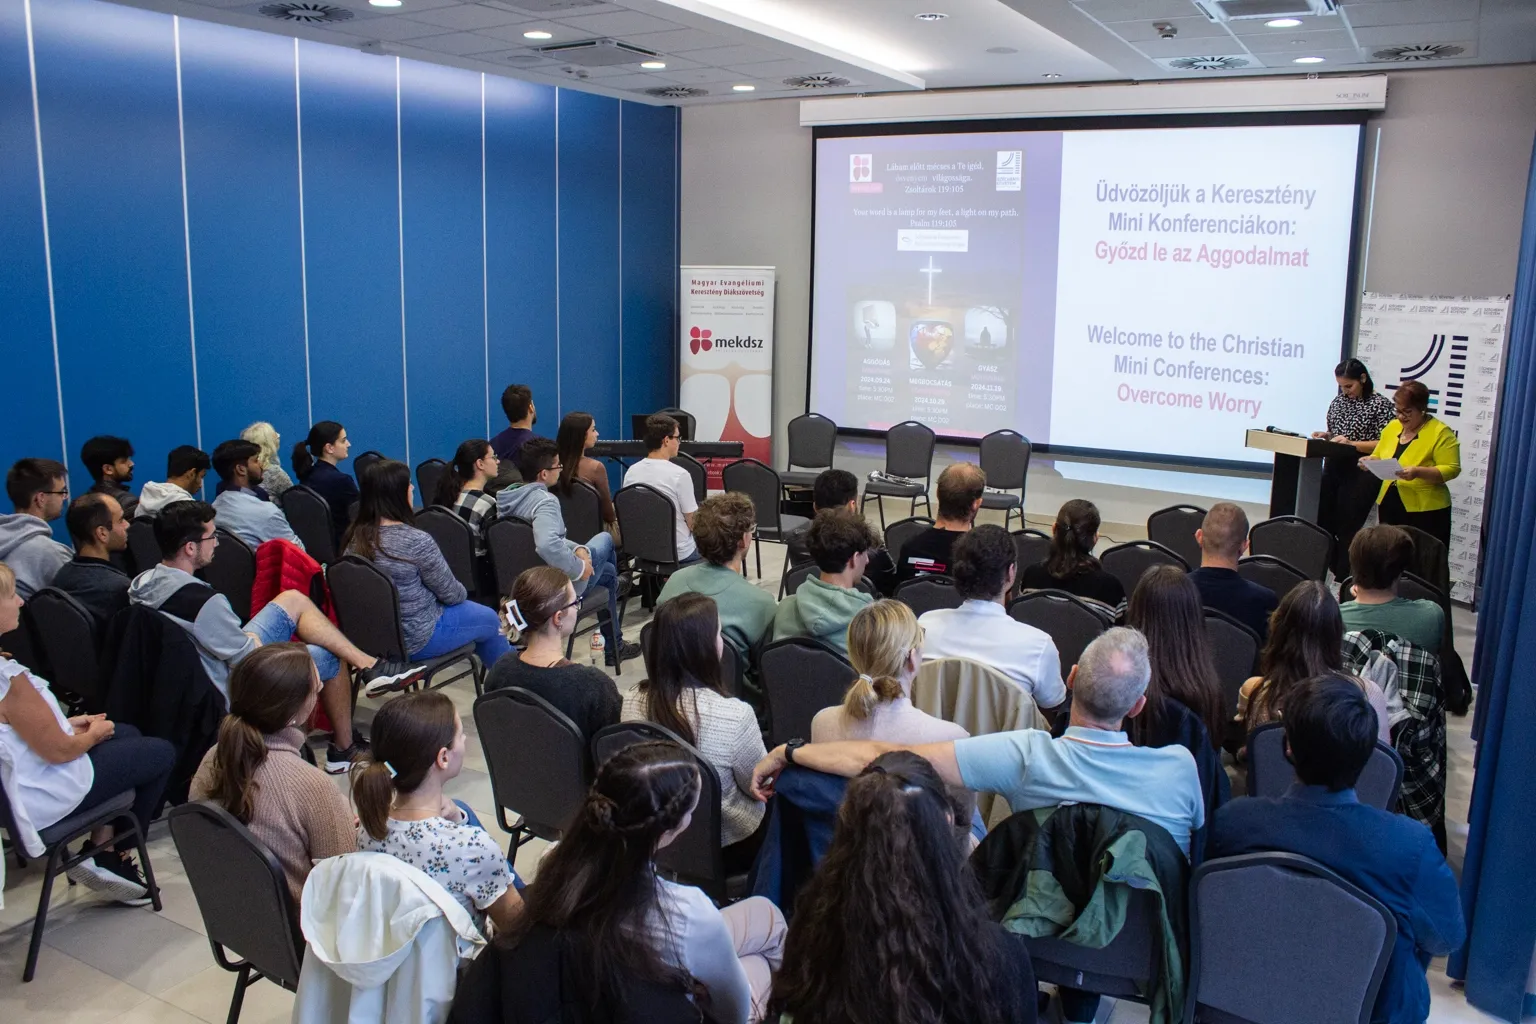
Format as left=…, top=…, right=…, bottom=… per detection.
left=748, top=626, right=1206, bottom=856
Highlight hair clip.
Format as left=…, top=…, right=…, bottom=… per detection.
left=856, top=673, right=874, bottom=685
left=383, top=760, right=398, bottom=779
left=504, top=599, right=528, bottom=632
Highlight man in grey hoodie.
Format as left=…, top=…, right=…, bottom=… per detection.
left=496, top=438, right=639, bottom=665
left=773, top=508, right=876, bottom=656
left=134, top=445, right=209, bottom=518
left=0, top=458, right=74, bottom=599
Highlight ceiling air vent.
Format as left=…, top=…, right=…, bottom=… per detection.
left=258, top=1, right=353, bottom=22
left=1370, top=43, right=1466, bottom=61
left=645, top=86, right=708, bottom=99
left=1191, top=0, right=1334, bottom=21
left=537, top=38, right=659, bottom=66
left=784, top=73, right=852, bottom=89
left=1155, top=54, right=1253, bottom=70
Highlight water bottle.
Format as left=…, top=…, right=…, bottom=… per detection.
left=589, top=630, right=606, bottom=667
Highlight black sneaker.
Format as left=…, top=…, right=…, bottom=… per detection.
left=66, top=849, right=151, bottom=906
left=605, top=638, right=642, bottom=666
left=360, top=658, right=425, bottom=698
left=326, top=735, right=370, bottom=775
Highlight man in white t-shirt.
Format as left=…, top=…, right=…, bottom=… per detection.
left=621, top=413, right=700, bottom=563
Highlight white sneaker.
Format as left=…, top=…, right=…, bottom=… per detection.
left=66, top=855, right=151, bottom=906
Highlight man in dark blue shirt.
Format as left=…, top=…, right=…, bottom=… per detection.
left=490, top=383, right=543, bottom=464
left=1210, top=675, right=1464, bottom=1024
left=1189, top=502, right=1278, bottom=641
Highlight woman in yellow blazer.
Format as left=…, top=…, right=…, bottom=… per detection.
left=1363, top=379, right=1461, bottom=548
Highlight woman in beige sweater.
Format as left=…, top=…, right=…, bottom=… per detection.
left=190, top=643, right=356, bottom=905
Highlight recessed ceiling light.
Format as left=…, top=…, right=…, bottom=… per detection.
left=522, top=29, right=552, bottom=40
left=914, top=12, right=948, bottom=21
left=368, top=0, right=401, bottom=6
left=732, top=83, right=756, bottom=91
left=1042, top=72, right=1062, bottom=78
left=1266, top=17, right=1302, bottom=27
left=1292, top=55, right=1325, bottom=63
left=640, top=61, right=666, bottom=69
left=986, top=46, right=1017, bottom=54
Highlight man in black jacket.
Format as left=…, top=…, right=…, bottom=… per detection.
left=52, top=492, right=132, bottom=627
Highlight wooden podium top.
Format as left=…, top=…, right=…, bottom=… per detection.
left=1245, top=429, right=1359, bottom=459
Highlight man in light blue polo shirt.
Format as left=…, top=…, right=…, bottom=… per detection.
left=750, top=626, right=1204, bottom=855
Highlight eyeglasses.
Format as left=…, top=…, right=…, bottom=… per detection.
left=41, top=488, right=69, bottom=497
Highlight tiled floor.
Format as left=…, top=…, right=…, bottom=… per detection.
left=0, top=513, right=1498, bottom=1023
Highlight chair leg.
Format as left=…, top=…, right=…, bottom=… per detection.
left=129, top=820, right=162, bottom=913
left=23, top=845, right=63, bottom=982
left=754, top=538, right=762, bottom=580
left=226, top=963, right=252, bottom=1024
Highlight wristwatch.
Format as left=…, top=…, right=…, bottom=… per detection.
left=784, top=738, right=807, bottom=766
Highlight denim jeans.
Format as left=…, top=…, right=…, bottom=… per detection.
left=65, top=725, right=176, bottom=844
left=415, top=600, right=512, bottom=668
left=580, top=530, right=623, bottom=642
left=244, top=601, right=341, bottom=680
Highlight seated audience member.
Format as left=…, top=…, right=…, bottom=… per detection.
left=621, top=414, right=699, bottom=563
left=785, top=469, right=898, bottom=594
left=753, top=627, right=1204, bottom=857
left=80, top=435, right=139, bottom=518
left=490, top=383, right=543, bottom=465
left=1236, top=581, right=1390, bottom=747
left=553, top=411, right=617, bottom=531
left=240, top=421, right=294, bottom=499
left=135, top=445, right=210, bottom=518
left=189, top=643, right=356, bottom=904
left=499, top=438, right=638, bottom=663
left=622, top=593, right=766, bottom=856
left=52, top=493, right=131, bottom=626
left=1210, top=675, right=1464, bottom=1024
left=1340, top=524, right=1444, bottom=654
left=433, top=439, right=499, bottom=557
left=485, top=566, right=621, bottom=743
left=210, top=439, right=305, bottom=550
left=658, top=493, right=776, bottom=660
left=353, top=691, right=523, bottom=933
left=769, top=751, right=1036, bottom=1024
left=131, top=500, right=418, bottom=770
left=0, top=458, right=74, bottom=599
left=893, top=462, right=986, bottom=584
left=290, top=420, right=357, bottom=542
left=452, top=741, right=786, bottom=1024
left=810, top=599, right=967, bottom=745
left=346, top=460, right=512, bottom=672
left=1189, top=502, right=1278, bottom=641
left=1125, top=565, right=1225, bottom=749
left=1018, top=498, right=1124, bottom=606
left=918, top=524, right=1065, bottom=713
left=773, top=508, right=876, bottom=655
left=0, top=561, right=175, bottom=904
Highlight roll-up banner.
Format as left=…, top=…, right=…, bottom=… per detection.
left=680, top=267, right=776, bottom=486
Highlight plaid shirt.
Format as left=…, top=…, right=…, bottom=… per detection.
left=1342, top=629, right=1445, bottom=830
left=451, top=489, right=497, bottom=556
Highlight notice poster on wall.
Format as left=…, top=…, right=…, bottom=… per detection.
left=1355, top=293, right=1510, bottom=603
left=680, top=267, right=775, bottom=485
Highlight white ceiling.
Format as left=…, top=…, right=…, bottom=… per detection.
left=108, top=0, right=1536, bottom=104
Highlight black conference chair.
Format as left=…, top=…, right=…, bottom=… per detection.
left=556, top=478, right=605, bottom=547
left=781, top=412, right=837, bottom=490
left=474, top=687, right=591, bottom=854
left=1205, top=608, right=1261, bottom=722
left=200, top=528, right=255, bottom=622
left=126, top=516, right=162, bottom=576
left=893, top=574, right=963, bottom=617
left=1008, top=589, right=1114, bottom=681
left=759, top=636, right=856, bottom=747
left=326, top=554, right=482, bottom=692
left=1249, top=515, right=1334, bottom=582
left=1247, top=723, right=1403, bottom=810
left=723, top=458, right=810, bottom=579
left=415, top=458, right=448, bottom=505
left=1099, top=540, right=1189, bottom=597
left=1336, top=571, right=1446, bottom=608
left=1010, top=528, right=1052, bottom=595
left=280, top=484, right=337, bottom=564
left=978, top=429, right=1031, bottom=531
left=780, top=561, right=818, bottom=598
left=417, top=505, right=480, bottom=597
left=884, top=515, right=933, bottom=570
left=671, top=453, right=707, bottom=505
left=1186, top=853, right=1397, bottom=1024
left=1238, top=554, right=1309, bottom=600
left=658, top=407, right=696, bottom=441
left=26, top=588, right=103, bottom=712
left=1146, top=504, right=1207, bottom=570
left=485, top=517, right=615, bottom=669
left=615, top=483, right=685, bottom=595
left=861, top=420, right=935, bottom=528
left=1024, top=872, right=1165, bottom=1019
left=167, top=802, right=303, bottom=1024
left=638, top=619, right=742, bottom=697
left=352, top=449, right=385, bottom=485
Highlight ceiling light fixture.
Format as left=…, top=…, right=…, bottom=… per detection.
left=1266, top=17, right=1302, bottom=27
left=368, top=0, right=401, bottom=6
left=986, top=46, right=1017, bottom=54
left=1293, top=55, right=1325, bottom=63
left=522, top=29, right=552, bottom=39
left=640, top=60, right=667, bottom=69
left=732, top=83, right=756, bottom=91
left=914, top=12, right=948, bottom=21
left=1042, top=72, right=1062, bottom=78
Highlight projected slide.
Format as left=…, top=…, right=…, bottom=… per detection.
left=810, top=123, right=1362, bottom=464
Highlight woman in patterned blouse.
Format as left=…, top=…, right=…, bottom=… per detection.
left=1314, top=358, right=1396, bottom=576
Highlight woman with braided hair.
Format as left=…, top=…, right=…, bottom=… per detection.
left=451, top=740, right=786, bottom=1024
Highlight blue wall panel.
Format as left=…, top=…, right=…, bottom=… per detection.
left=621, top=101, right=678, bottom=430
left=297, top=43, right=406, bottom=462
left=557, top=90, right=620, bottom=427
left=484, top=74, right=557, bottom=440
left=179, top=21, right=308, bottom=458
left=0, top=0, right=64, bottom=481
left=31, top=0, right=197, bottom=483
left=400, top=59, right=485, bottom=467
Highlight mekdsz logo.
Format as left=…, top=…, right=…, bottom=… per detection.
left=690, top=327, right=764, bottom=353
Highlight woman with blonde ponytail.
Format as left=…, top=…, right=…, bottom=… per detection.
left=810, top=599, right=968, bottom=745
left=190, top=643, right=355, bottom=904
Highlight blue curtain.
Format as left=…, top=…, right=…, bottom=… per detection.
left=1448, top=133, right=1536, bottom=1021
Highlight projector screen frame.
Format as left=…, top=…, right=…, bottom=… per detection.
left=805, top=108, right=1373, bottom=473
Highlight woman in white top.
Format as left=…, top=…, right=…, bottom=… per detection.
left=622, top=593, right=766, bottom=853
left=811, top=599, right=969, bottom=746
left=0, top=561, right=175, bottom=905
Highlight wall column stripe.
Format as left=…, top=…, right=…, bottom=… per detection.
left=554, top=88, right=561, bottom=417
left=618, top=101, right=623, bottom=423
left=295, top=37, right=312, bottom=425
left=480, top=72, right=489, bottom=439
left=22, top=0, right=66, bottom=466
left=172, top=15, right=202, bottom=454
left=395, top=55, right=409, bottom=467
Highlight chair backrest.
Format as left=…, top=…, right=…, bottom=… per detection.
left=326, top=555, right=408, bottom=660
left=638, top=620, right=741, bottom=697
left=167, top=801, right=304, bottom=991
left=786, top=412, right=837, bottom=470
left=615, top=484, right=680, bottom=567
left=486, top=516, right=540, bottom=597
left=722, top=458, right=785, bottom=532
left=883, top=420, right=936, bottom=480
left=417, top=506, right=479, bottom=594
left=883, top=516, right=933, bottom=567
left=1249, top=515, right=1334, bottom=582
left=1189, top=852, right=1396, bottom=1024
left=759, top=636, right=855, bottom=747
left=352, top=450, right=385, bottom=484
left=1397, top=524, right=1450, bottom=593
left=415, top=458, right=448, bottom=505
left=671, top=453, right=707, bottom=504
left=1204, top=608, right=1262, bottom=722
left=893, top=574, right=964, bottom=617
left=1398, top=571, right=1447, bottom=606
left=280, top=485, right=337, bottom=564
left=657, top=407, right=696, bottom=441
left=474, top=687, right=590, bottom=841
left=978, top=429, right=1031, bottom=490
left=1010, top=529, right=1051, bottom=581
left=1019, top=862, right=1164, bottom=1000
left=591, top=720, right=728, bottom=899
left=1246, top=723, right=1403, bottom=810
left=1099, top=540, right=1190, bottom=597
left=782, top=561, right=817, bottom=597
left=1237, top=554, right=1309, bottom=600
left=556, top=478, right=605, bottom=546
left=27, top=588, right=102, bottom=710
left=1145, top=504, right=1207, bottom=570
left=200, top=528, right=255, bottom=622
left=1007, top=589, right=1113, bottom=680
left=126, top=516, right=162, bottom=576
